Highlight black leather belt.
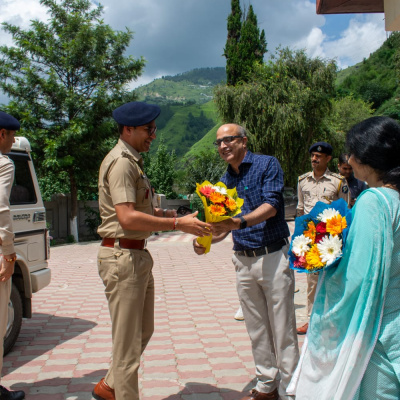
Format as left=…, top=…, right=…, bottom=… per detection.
left=236, top=238, right=289, bottom=257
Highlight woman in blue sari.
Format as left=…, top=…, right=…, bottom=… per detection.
left=288, top=116, right=400, bottom=399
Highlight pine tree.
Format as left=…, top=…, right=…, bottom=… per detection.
left=224, top=0, right=242, bottom=86
left=223, top=1, right=267, bottom=85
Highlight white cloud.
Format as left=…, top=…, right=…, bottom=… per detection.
left=324, top=14, right=387, bottom=68
left=0, top=0, right=47, bottom=46
left=295, top=13, right=387, bottom=69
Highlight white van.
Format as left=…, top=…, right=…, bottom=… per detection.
left=3, top=137, right=51, bottom=355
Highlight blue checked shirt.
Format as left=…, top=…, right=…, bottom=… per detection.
left=221, top=151, right=290, bottom=251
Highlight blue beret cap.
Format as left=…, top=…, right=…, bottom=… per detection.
left=0, top=111, right=20, bottom=130
left=112, top=101, right=161, bottom=126
left=309, top=141, right=332, bottom=155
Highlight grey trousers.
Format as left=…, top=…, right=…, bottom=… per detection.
left=232, top=244, right=299, bottom=400
left=0, top=279, right=11, bottom=382
left=98, top=245, right=154, bottom=400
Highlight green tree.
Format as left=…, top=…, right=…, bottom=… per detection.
left=0, top=0, right=145, bottom=241
left=143, top=136, right=178, bottom=199
left=237, top=5, right=267, bottom=82
left=326, top=95, right=374, bottom=135
left=180, top=150, right=227, bottom=195
left=224, top=0, right=267, bottom=85
left=215, top=47, right=337, bottom=187
left=224, top=0, right=242, bottom=86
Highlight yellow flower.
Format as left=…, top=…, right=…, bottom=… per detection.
left=305, top=245, right=325, bottom=269
left=304, top=221, right=316, bottom=244
left=225, top=197, right=237, bottom=211
left=209, top=191, right=226, bottom=204
left=208, top=204, right=226, bottom=216
left=326, top=215, right=347, bottom=236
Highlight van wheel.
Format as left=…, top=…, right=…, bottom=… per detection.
left=3, top=283, right=23, bottom=356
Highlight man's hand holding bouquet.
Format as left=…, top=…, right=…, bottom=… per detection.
left=195, top=181, right=244, bottom=254
left=289, top=198, right=352, bottom=273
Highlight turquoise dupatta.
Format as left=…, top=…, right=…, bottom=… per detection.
left=288, top=188, right=394, bottom=399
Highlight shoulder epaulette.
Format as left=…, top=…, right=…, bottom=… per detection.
left=298, top=172, right=311, bottom=182
left=330, top=172, right=346, bottom=181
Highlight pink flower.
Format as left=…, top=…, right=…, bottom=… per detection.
left=293, top=256, right=306, bottom=267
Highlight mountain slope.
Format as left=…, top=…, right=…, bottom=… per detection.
left=135, top=67, right=226, bottom=105
left=150, top=100, right=221, bottom=158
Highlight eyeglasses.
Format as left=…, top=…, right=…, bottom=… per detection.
left=143, top=126, right=157, bottom=136
left=213, top=135, right=243, bottom=147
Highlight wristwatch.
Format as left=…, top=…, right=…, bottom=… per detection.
left=238, top=215, right=247, bottom=230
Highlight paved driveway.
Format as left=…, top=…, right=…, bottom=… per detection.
left=3, top=223, right=307, bottom=399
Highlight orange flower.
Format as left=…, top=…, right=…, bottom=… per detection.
left=305, top=245, right=324, bottom=270
left=208, top=204, right=226, bottom=216
left=209, top=191, right=226, bottom=204
left=225, top=197, right=237, bottom=211
left=304, top=221, right=316, bottom=243
left=326, top=215, right=347, bottom=236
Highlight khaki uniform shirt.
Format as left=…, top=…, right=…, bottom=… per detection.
left=0, top=154, right=15, bottom=255
left=97, top=139, right=153, bottom=240
left=297, top=169, right=350, bottom=215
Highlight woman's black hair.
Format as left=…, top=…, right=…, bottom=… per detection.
left=346, top=116, right=400, bottom=192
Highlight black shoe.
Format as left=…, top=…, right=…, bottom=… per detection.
left=0, top=385, right=25, bottom=400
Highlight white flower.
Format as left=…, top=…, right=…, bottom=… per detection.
left=292, top=234, right=312, bottom=257
left=317, top=235, right=342, bottom=265
left=214, top=186, right=227, bottom=195
left=317, top=208, right=340, bottom=222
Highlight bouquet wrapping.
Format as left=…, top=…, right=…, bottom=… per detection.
left=195, top=181, right=244, bottom=254
left=289, top=198, right=352, bottom=273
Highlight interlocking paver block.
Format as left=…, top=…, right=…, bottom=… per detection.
left=2, top=224, right=307, bottom=399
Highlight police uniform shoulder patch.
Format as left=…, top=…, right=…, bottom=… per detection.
left=330, top=172, right=346, bottom=181
left=298, top=172, right=311, bottom=182
left=342, top=184, right=349, bottom=193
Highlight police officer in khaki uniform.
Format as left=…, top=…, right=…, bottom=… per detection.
left=0, top=112, right=25, bottom=400
left=296, top=141, right=349, bottom=335
left=93, top=102, right=211, bottom=400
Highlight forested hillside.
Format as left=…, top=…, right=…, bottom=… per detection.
left=135, top=67, right=226, bottom=105
left=139, top=33, right=400, bottom=171
left=336, top=32, right=399, bottom=119
left=133, top=68, right=224, bottom=158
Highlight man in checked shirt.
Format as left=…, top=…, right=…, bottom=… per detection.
left=193, top=124, right=298, bottom=400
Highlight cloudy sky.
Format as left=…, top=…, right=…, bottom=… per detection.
left=0, top=0, right=389, bottom=91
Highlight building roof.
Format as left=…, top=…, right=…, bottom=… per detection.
left=316, top=0, right=384, bottom=14
left=316, top=0, right=399, bottom=31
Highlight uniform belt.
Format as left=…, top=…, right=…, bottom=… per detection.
left=101, top=237, right=146, bottom=250
left=236, top=238, right=289, bottom=257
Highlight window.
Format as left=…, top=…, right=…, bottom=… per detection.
left=8, top=152, right=37, bottom=205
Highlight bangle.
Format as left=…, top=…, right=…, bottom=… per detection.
left=173, top=217, right=179, bottom=230
left=163, top=209, right=167, bottom=217
left=4, top=255, right=17, bottom=262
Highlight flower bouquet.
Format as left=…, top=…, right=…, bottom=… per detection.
left=195, top=180, right=244, bottom=254
left=289, top=198, right=352, bottom=273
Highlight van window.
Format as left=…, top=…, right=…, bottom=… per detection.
left=8, top=152, right=37, bottom=205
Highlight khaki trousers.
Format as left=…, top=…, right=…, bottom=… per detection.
left=98, top=245, right=154, bottom=400
left=306, top=273, right=319, bottom=317
left=0, top=279, right=11, bottom=382
left=232, top=244, right=299, bottom=400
